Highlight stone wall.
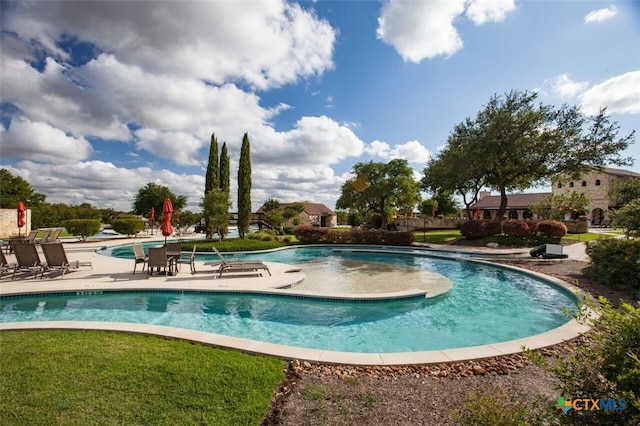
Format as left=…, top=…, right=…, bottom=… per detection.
left=393, top=217, right=463, bottom=232
left=0, top=208, right=32, bottom=238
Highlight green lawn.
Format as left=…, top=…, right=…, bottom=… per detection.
left=0, top=331, right=285, bottom=426
left=413, top=230, right=462, bottom=244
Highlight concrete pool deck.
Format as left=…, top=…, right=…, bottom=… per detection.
left=0, top=236, right=593, bottom=366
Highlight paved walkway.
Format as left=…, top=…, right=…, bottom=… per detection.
left=0, top=236, right=593, bottom=366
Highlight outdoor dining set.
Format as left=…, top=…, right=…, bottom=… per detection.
left=133, top=243, right=271, bottom=279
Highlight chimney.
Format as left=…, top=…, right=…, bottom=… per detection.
left=479, top=191, right=491, bottom=200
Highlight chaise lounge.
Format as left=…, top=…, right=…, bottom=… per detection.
left=212, top=247, right=270, bottom=278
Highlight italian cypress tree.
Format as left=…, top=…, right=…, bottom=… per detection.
left=237, top=133, right=252, bottom=238
left=205, top=133, right=219, bottom=195
left=219, top=142, right=230, bottom=193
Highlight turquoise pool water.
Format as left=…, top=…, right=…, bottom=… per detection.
left=0, top=246, right=578, bottom=353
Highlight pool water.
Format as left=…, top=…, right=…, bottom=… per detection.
left=0, top=246, right=578, bottom=353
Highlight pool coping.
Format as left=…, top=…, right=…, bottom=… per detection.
left=0, top=239, right=596, bottom=365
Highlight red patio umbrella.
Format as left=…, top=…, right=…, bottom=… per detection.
left=150, top=207, right=155, bottom=235
left=474, top=206, right=480, bottom=219
left=160, top=198, right=173, bottom=242
left=17, top=201, right=26, bottom=238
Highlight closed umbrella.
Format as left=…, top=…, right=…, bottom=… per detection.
left=150, top=207, right=155, bottom=235
left=160, top=198, right=173, bottom=243
left=17, top=201, right=26, bottom=238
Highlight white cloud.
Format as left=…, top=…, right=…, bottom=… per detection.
left=541, top=73, right=589, bottom=99
left=466, top=0, right=517, bottom=25
left=2, top=117, right=92, bottom=163
left=365, top=140, right=432, bottom=164
left=376, top=0, right=516, bottom=62
left=584, top=6, right=618, bottom=24
left=365, top=140, right=391, bottom=157
left=1, top=1, right=336, bottom=90
left=10, top=160, right=205, bottom=212
left=377, top=0, right=466, bottom=62
left=581, top=71, right=640, bottom=115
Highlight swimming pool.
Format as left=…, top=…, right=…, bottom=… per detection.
left=0, top=245, right=579, bottom=353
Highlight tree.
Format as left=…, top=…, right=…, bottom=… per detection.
left=237, top=132, right=252, bottom=238
left=219, top=142, right=230, bottom=193
left=205, top=133, right=219, bottom=195
left=530, top=192, right=589, bottom=220
left=0, top=168, right=46, bottom=208
left=430, top=90, right=634, bottom=220
left=432, top=192, right=460, bottom=217
left=421, top=137, right=485, bottom=220
left=610, top=176, right=640, bottom=205
left=132, top=183, right=187, bottom=218
left=611, top=199, right=640, bottom=238
left=283, top=202, right=305, bottom=225
left=337, top=159, right=421, bottom=229
left=262, top=199, right=285, bottom=229
left=202, top=188, right=231, bottom=240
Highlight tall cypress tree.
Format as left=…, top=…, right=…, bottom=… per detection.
left=205, top=133, right=219, bottom=195
left=219, top=142, right=230, bottom=193
left=237, top=133, right=252, bottom=238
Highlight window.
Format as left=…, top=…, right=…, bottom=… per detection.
left=582, top=181, right=587, bottom=187
left=569, top=182, right=574, bottom=188
left=557, top=183, right=562, bottom=188
left=595, top=179, right=601, bottom=186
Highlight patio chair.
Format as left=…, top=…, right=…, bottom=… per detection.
left=35, top=229, right=51, bottom=244
left=176, top=245, right=197, bottom=275
left=147, top=246, right=169, bottom=276
left=41, top=242, right=92, bottom=278
left=212, top=246, right=270, bottom=277
left=1, top=249, right=17, bottom=279
left=133, top=243, right=148, bottom=274
left=12, top=243, right=46, bottom=279
left=21, top=229, right=39, bottom=243
left=45, top=227, right=63, bottom=243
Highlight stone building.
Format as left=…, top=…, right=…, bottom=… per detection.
left=256, top=202, right=337, bottom=228
left=552, top=167, right=640, bottom=225
left=469, top=167, right=639, bottom=224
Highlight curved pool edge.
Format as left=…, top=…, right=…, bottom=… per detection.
left=0, top=242, right=596, bottom=365
left=0, top=314, right=592, bottom=366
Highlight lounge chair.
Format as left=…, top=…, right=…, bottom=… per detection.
left=212, top=246, right=270, bottom=277
left=176, top=245, right=197, bottom=274
left=35, top=229, right=51, bottom=244
left=147, top=247, right=169, bottom=276
left=12, top=243, right=46, bottom=279
left=1, top=249, right=17, bottom=279
left=41, top=242, right=92, bottom=278
left=133, top=243, right=148, bottom=274
left=45, top=227, right=63, bottom=243
left=21, top=229, right=39, bottom=243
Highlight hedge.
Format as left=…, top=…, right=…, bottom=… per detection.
left=586, top=238, right=640, bottom=292
left=536, top=220, right=567, bottom=238
left=293, top=226, right=413, bottom=246
left=111, top=218, right=144, bottom=236
left=460, top=220, right=503, bottom=239
left=64, top=219, right=101, bottom=241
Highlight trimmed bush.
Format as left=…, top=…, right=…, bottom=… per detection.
left=111, top=218, right=144, bottom=236
left=502, top=220, right=534, bottom=237
left=536, top=220, right=567, bottom=238
left=293, top=226, right=413, bottom=246
left=64, top=219, right=101, bottom=241
left=460, top=220, right=502, bottom=239
left=586, top=238, right=640, bottom=293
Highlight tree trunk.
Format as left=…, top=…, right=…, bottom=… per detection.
left=496, top=183, right=508, bottom=221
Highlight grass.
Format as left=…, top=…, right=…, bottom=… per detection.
left=0, top=330, right=285, bottom=426
left=413, top=230, right=462, bottom=244
left=414, top=229, right=617, bottom=247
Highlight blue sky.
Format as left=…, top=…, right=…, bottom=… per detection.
left=1, top=0, right=639, bottom=212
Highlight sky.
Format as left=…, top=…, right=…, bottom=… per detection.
left=1, top=0, right=639, bottom=213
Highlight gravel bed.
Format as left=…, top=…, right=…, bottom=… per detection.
left=262, top=257, right=637, bottom=425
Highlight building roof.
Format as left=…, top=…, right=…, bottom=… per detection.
left=603, top=167, right=640, bottom=177
left=257, top=202, right=335, bottom=215
left=471, top=192, right=552, bottom=210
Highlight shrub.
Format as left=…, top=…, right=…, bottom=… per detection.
left=586, top=238, right=640, bottom=293
left=527, top=298, right=640, bottom=425
left=294, top=226, right=328, bottom=243
left=502, top=219, right=533, bottom=237
left=452, top=387, right=547, bottom=426
left=111, top=218, right=144, bottom=236
left=64, top=219, right=101, bottom=241
left=460, top=220, right=502, bottom=239
left=536, top=220, right=567, bottom=238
